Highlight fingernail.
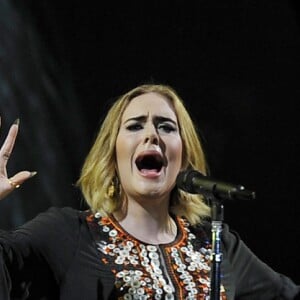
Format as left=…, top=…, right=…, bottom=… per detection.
left=13, top=118, right=20, bottom=125
left=30, top=171, right=37, bottom=177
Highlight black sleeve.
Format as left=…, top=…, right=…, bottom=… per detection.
left=0, top=206, right=82, bottom=299
left=221, top=223, right=300, bottom=300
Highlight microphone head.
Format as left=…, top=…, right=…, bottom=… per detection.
left=176, top=170, right=204, bottom=194
left=177, top=169, right=256, bottom=201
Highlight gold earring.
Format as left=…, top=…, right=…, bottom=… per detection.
left=108, top=183, right=115, bottom=198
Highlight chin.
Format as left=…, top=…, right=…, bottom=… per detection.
left=133, top=186, right=164, bottom=199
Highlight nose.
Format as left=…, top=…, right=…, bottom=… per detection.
left=143, top=124, right=159, bottom=145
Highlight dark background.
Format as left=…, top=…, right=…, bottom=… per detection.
left=0, top=0, right=299, bottom=284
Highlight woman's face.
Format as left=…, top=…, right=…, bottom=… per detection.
left=116, top=92, right=182, bottom=202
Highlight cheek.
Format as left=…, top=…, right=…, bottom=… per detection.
left=116, top=134, right=135, bottom=166
left=115, top=135, right=126, bottom=168
left=168, top=138, right=183, bottom=166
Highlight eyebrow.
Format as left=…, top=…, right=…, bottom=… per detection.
left=124, top=115, right=178, bottom=125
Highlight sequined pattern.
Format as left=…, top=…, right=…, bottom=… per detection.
left=87, top=213, right=226, bottom=300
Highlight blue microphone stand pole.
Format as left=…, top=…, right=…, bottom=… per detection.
left=209, top=198, right=224, bottom=300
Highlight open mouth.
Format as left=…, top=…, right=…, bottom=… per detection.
left=135, top=152, right=164, bottom=174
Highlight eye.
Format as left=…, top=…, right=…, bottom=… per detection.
left=126, top=123, right=143, bottom=131
left=157, top=123, right=176, bottom=133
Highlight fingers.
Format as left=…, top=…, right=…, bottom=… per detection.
left=0, top=119, right=19, bottom=175
left=8, top=171, right=37, bottom=190
left=0, top=119, right=37, bottom=201
left=8, top=179, right=20, bottom=189
left=0, top=171, right=37, bottom=201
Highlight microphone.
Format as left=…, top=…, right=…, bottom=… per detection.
left=176, top=170, right=256, bottom=201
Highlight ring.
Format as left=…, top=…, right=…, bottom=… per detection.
left=8, top=179, right=20, bottom=189
left=3, top=153, right=10, bottom=160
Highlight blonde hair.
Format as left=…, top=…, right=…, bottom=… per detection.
left=77, top=84, right=211, bottom=224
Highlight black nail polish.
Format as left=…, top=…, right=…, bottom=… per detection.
left=13, top=118, right=20, bottom=125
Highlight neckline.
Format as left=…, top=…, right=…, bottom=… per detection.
left=107, top=213, right=186, bottom=247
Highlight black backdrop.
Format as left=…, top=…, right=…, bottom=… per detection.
left=0, top=0, right=299, bottom=284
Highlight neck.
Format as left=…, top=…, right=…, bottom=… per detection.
left=113, top=196, right=177, bottom=244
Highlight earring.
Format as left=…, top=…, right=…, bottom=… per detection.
left=108, top=183, right=115, bottom=198
left=107, top=176, right=119, bottom=198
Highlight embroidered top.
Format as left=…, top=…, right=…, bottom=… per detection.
left=0, top=207, right=299, bottom=299
left=86, top=212, right=227, bottom=299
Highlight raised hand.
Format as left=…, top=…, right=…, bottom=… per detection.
left=0, top=118, right=36, bottom=200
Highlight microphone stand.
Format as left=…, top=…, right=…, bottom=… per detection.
left=209, top=197, right=224, bottom=300
left=175, top=169, right=256, bottom=298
